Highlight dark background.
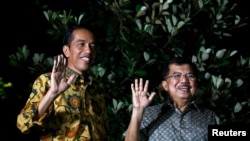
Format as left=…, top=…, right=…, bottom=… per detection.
left=0, top=0, right=249, bottom=140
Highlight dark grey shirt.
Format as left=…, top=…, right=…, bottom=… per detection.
left=140, top=101, right=220, bottom=141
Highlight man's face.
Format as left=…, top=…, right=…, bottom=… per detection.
left=161, top=64, right=197, bottom=102
left=63, top=28, right=96, bottom=74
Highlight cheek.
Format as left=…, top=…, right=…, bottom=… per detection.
left=166, top=81, right=177, bottom=92
left=70, top=49, right=80, bottom=56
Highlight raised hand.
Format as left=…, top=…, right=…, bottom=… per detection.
left=49, top=54, right=76, bottom=96
left=131, top=78, right=156, bottom=110
left=124, top=78, right=157, bottom=141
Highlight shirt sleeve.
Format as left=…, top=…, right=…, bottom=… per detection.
left=16, top=73, right=52, bottom=134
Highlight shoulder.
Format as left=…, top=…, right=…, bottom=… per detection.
left=32, top=72, right=51, bottom=86
left=193, top=103, right=221, bottom=124
left=143, top=104, right=165, bottom=120
left=36, top=72, right=51, bottom=80
left=145, top=104, right=164, bottom=113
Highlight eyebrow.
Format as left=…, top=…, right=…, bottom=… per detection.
left=76, top=38, right=95, bottom=42
left=172, top=72, right=194, bottom=74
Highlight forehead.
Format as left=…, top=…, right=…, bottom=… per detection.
left=72, top=28, right=95, bottom=42
left=169, top=64, right=193, bottom=73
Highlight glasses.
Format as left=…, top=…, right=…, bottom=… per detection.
left=166, top=73, right=196, bottom=81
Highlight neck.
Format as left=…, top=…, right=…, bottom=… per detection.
left=173, top=99, right=191, bottom=112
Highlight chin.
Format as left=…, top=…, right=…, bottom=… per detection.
left=177, top=93, right=191, bottom=98
left=79, top=67, right=89, bottom=71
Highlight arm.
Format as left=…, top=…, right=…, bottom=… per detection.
left=38, top=54, right=75, bottom=116
left=17, top=54, right=75, bottom=133
left=124, top=78, right=156, bottom=141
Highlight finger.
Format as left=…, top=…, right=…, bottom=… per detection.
left=52, top=58, right=57, bottom=73
left=131, top=83, right=135, bottom=94
left=134, top=79, right=138, bottom=91
left=63, top=55, right=67, bottom=67
left=52, top=55, right=60, bottom=72
left=58, top=54, right=64, bottom=72
left=143, top=80, right=149, bottom=92
left=56, top=55, right=61, bottom=71
left=139, top=78, right=143, bottom=91
left=148, top=92, right=157, bottom=102
left=67, top=74, right=76, bottom=86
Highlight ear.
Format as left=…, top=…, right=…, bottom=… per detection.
left=161, top=80, right=168, bottom=91
left=63, top=45, right=69, bottom=57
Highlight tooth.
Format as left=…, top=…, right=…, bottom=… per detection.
left=82, top=58, right=89, bottom=61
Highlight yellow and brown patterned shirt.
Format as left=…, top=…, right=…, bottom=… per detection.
left=17, top=68, right=110, bottom=141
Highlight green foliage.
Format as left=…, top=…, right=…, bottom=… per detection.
left=43, top=10, right=86, bottom=39
left=192, top=46, right=250, bottom=124
left=7, top=0, right=250, bottom=140
left=0, top=77, right=12, bottom=99
left=9, top=45, right=54, bottom=75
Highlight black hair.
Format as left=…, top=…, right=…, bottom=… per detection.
left=160, top=57, right=199, bottom=81
left=62, top=25, right=95, bottom=46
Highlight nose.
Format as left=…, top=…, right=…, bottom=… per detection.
left=180, top=74, right=189, bottom=82
left=83, top=43, right=91, bottom=53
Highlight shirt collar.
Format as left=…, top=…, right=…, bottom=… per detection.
left=65, top=67, right=93, bottom=86
left=164, top=100, right=202, bottom=113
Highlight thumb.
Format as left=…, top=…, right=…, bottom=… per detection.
left=67, top=74, right=76, bottom=85
left=148, top=92, right=156, bottom=102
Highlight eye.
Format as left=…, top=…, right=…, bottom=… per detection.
left=173, top=73, right=182, bottom=79
left=90, top=43, right=96, bottom=48
left=187, top=74, right=195, bottom=78
left=78, top=42, right=86, bottom=47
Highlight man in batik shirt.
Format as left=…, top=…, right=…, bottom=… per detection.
left=17, top=26, right=110, bottom=141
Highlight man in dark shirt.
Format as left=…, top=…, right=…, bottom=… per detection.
left=124, top=57, right=220, bottom=141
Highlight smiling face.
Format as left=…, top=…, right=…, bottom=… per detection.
left=63, top=28, right=96, bottom=74
left=161, top=63, right=197, bottom=103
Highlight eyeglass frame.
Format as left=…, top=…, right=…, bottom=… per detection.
left=166, top=72, right=196, bottom=81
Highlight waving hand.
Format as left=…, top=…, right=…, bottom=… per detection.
left=50, top=54, right=76, bottom=96
left=131, top=78, right=156, bottom=111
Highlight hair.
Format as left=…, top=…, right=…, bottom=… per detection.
left=62, top=25, right=95, bottom=46
left=160, top=57, right=199, bottom=81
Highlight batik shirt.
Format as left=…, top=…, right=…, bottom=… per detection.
left=17, top=67, right=110, bottom=141
left=139, top=101, right=220, bottom=141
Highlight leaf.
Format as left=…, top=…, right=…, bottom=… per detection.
left=152, top=2, right=161, bottom=9
left=205, top=72, right=211, bottom=79
left=201, top=52, right=209, bottom=61
left=215, top=49, right=226, bottom=59
left=117, top=101, right=124, bottom=110
left=167, top=0, right=173, bottom=4
left=112, top=99, right=117, bottom=108
left=230, top=50, right=237, bottom=57
left=135, top=6, right=147, bottom=17
left=155, top=19, right=162, bottom=24
left=166, top=18, right=172, bottom=33
left=143, top=51, right=150, bottom=61
left=198, top=0, right=204, bottom=8
left=171, top=15, right=177, bottom=26
left=236, top=79, right=243, bottom=87
left=43, top=11, right=49, bottom=21
left=216, top=77, right=224, bottom=89
left=177, top=21, right=185, bottom=29
left=191, top=55, right=197, bottom=63
left=162, top=1, right=169, bottom=10
left=97, top=66, right=106, bottom=77
left=233, top=102, right=242, bottom=113
left=234, top=15, right=241, bottom=25
left=222, top=33, right=232, bottom=37
left=135, top=19, right=142, bottom=30
left=225, top=78, right=232, bottom=88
